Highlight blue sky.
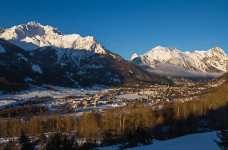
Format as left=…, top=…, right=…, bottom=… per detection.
left=0, top=0, right=228, bottom=59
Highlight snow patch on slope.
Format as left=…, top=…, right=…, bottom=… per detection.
left=32, top=64, right=43, bottom=74
left=17, top=53, right=28, bottom=61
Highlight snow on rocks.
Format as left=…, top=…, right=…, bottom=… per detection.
left=0, top=86, right=100, bottom=100
left=130, top=46, right=228, bottom=73
left=0, top=21, right=107, bottom=54
left=17, top=53, right=28, bottom=61
left=129, top=53, right=139, bottom=61
left=32, top=64, right=43, bottom=74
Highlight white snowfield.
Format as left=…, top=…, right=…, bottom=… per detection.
left=99, top=131, right=220, bottom=150
left=0, top=21, right=107, bottom=54
left=0, top=86, right=102, bottom=100
left=0, top=100, right=16, bottom=109
left=130, top=46, right=228, bottom=73
left=116, top=90, right=158, bottom=100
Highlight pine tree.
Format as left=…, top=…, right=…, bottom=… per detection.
left=214, top=130, right=228, bottom=150
left=19, top=130, right=29, bottom=145
left=19, top=130, right=34, bottom=150
left=46, top=133, right=76, bottom=150
left=46, top=133, right=62, bottom=150
left=39, top=132, right=47, bottom=150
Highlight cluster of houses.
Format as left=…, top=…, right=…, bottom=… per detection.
left=10, top=79, right=225, bottom=112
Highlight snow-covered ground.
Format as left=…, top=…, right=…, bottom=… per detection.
left=0, top=100, right=17, bottom=109
left=116, top=91, right=157, bottom=100
left=0, top=85, right=113, bottom=110
left=99, top=131, right=220, bottom=150
left=0, top=86, right=105, bottom=100
left=116, top=94, right=144, bottom=100
left=32, top=64, right=43, bottom=74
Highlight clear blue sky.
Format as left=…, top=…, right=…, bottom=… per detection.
left=0, top=0, right=228, bottom=59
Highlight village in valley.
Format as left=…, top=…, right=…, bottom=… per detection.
left=0, top=78, right=225, bottom=117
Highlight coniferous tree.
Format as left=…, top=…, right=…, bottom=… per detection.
left=214, top=130, right=228, bottom=150
left=19, top=130, right=34, bottom=150
left=39, top=132, right=47, bottom=150
left=46, top=133, right=62, bottom=150
left=46, top=133, right=76, bottom=150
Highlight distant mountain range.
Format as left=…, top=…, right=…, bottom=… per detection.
left=0, top=22, right=166, bottom=92
left=130, top=46, right=228, bottom=78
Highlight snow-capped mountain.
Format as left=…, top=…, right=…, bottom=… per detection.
left=192, top=46, right=228, bottom=72
left=0, top=21, right=107, bottom=54
left=0, top=22, right=167, bottom=92
left=130, top=46, right=228, bottom=77
left=129, top=53, right=139, bottom=61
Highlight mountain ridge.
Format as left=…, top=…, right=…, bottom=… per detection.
left=0, top=22, right=168, bottom=92
left=0, top=21, right=107, bottom=54
left=130, top=46, right=228, bottom=74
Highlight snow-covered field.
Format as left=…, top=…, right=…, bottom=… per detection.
left=116, top=94, right=144, bottom=100
left=0, top=86, right=110, bottom=109
left=99, top=131, right=220, bottom=150
left=0, top=100, right=17, bottom=109
left=116, top=91, right=157, bottom=100
left=0, top=86, right=105, bottom=100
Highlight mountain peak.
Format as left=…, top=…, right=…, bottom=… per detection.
left=213, top=45, right=222, bottom=50
left=154, top=46, right=167, bottom=49
left=26, top=21, right=42, bottom=26
left=131, top=45, right=228, bottom=73
left=0, top=21, right=107, bottom=54
left=142, top=46, right=172, bottom=62
left=209, top=46, right=226, bottom=54
left=148, top=46, right=170, bottom=53
left=129, top=53, right=139, bottom=61
left=155, top=46, right=163, bottom=48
